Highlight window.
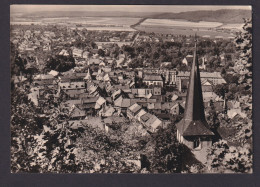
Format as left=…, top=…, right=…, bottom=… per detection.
left=194, top=138, right=201, bottom=149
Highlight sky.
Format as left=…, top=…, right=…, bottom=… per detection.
left=11, top=5, right=251, bottom=13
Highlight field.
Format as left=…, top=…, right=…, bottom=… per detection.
left=141, top=19, right=223, bottom=28
left=135, top=25, right=235, bottom=38
left=136, top=18, right=236, bottom=38
left=70, top=26, right=135, bottom=32
left=10, top=16, right=238, bottom=37
left=219, top=23, right=244, bottom=30
left=11, top=17, right=141, bottom=27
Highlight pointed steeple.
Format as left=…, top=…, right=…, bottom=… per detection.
left=183, top=40, right=206, bottom=122
left=176, top=39, right=214, bottom=136
left=84, top=68, right=92, bottom=81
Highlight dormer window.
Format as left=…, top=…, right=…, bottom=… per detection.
left=194, top=138, right=201, bottom=150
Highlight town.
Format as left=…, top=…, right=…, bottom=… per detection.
left=10, top=11, right=252, bottom=173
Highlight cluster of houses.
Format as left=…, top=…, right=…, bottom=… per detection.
left=11, top=25, right=246, bottom=138
left=13, top=58, right=235, bottom=137
left=11, top=29, right=59, bottom=53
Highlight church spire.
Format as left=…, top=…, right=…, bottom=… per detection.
left=84, top=68, right=92, bottom=81
left=183, top=38, right=206, bottom=122
left=176, top=39, right=214, bottom=136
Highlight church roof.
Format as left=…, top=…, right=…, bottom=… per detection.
left=176, top=42, right=214, bottom=136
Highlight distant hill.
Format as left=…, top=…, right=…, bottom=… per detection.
left=148, top=9, right=251, bottom=23
left=20, top=9, right=251, bottom=24
left=21, top=11, right=156, bottom=18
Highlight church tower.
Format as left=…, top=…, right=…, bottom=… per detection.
left=176, top=41, right=215, bottom=162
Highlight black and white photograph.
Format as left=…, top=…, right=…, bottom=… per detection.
left=10, top=5, right=252, bottom=174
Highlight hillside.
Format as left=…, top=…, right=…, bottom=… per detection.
left=20, top=11, right=156, bottom=18
left=149, top=9, right=251, bottom=23
left=20, top=9, right=251, bottom=24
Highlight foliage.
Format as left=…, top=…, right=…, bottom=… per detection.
left=45, top=55, right=76, bottom=72
left=206, top=140, right=252, bottom=173
left=144, top=124, right=187, bottom=173
left=234, top=18, right=252, bottom=92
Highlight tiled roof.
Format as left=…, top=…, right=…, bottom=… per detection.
left=34, top=74, right=54, bottom=80
left=143, top=74, right=163, bottom=81
left=176, top=120, right=214, bottom=136
left=81, top=97, right=99, bottom=104
left=128, top=103, right=142, bottom=113
left=177, top=71, right=224, bottom=79
left=140, top=113, right=153, bottom=122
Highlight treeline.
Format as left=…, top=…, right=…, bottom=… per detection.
left=149, top=9, right=251, bottom=24
left=122, top=37, right=236, bottom=70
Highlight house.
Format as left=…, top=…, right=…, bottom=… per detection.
left=143, top=74, right=163, bottom=87
left=135, top=109, right=147, bottom=121
left=63, top=89, right=86, bottom=99
left=59, top=81, right=85, bottom=91
left=88, top=58, right=100, bottom=65
left=127, top=103, right=142, bottom=119
left=99, top=106, right=115, bottom=117
left=163, top=70, right=178, bottom=85
left=33, top=74, right=55, bottom=86
left=147, top=102, right=162, bottom=114
left=94, top=96, right=106, bottom=110
left=72, top=48, right=83, bottom=58
left=59, top=49, right=70, bottom=56
left=202, top=92, right=218, bottom=103
left=80, top=97, right=99, bottom=115
left=61, top=99, right=81, bottom=110
left=69, top=105, right=86, bottom=120
left=175, top=71, right=226, bottom=87
left=140, top=113, right=163, bottom=133
left=227, top=109, right=247, bottom=119
left=170, top=102, right=184, bottom=115
left=201, top=79, right=213, bottom=92
left=114, top=96, right=131, bottom=114
left=171, top=94, right=179, bottom=101
left=176, top=43, right=215, bottom=164
left=130, top=98, right=157, bottom=108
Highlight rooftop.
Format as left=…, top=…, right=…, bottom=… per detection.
left=143, top=74, right=163, bottom=81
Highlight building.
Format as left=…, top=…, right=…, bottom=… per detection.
left=143, top=74, right=163, bottom=87
left=176, top=43, right=215, bottom=163
left=163, top=70, right=177, bottom=85
left=140, top=113, right=163, bottom=133
left=127, top=103, right=142, bottom=119
left=175, top=71, right=226, bottom=88
left=33, top=74, right=55, bottom=86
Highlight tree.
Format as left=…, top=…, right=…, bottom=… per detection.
left=45, top=55, right=76, bottom=72
left=98, top=49, right=105, bottom=57
left=213, top=84, right=228, bottom=98
left=144, top=125, right=187, bottom=173
left=206, top=140, right=252, bottom=173
left=234, top=18, right=252, bottom=91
